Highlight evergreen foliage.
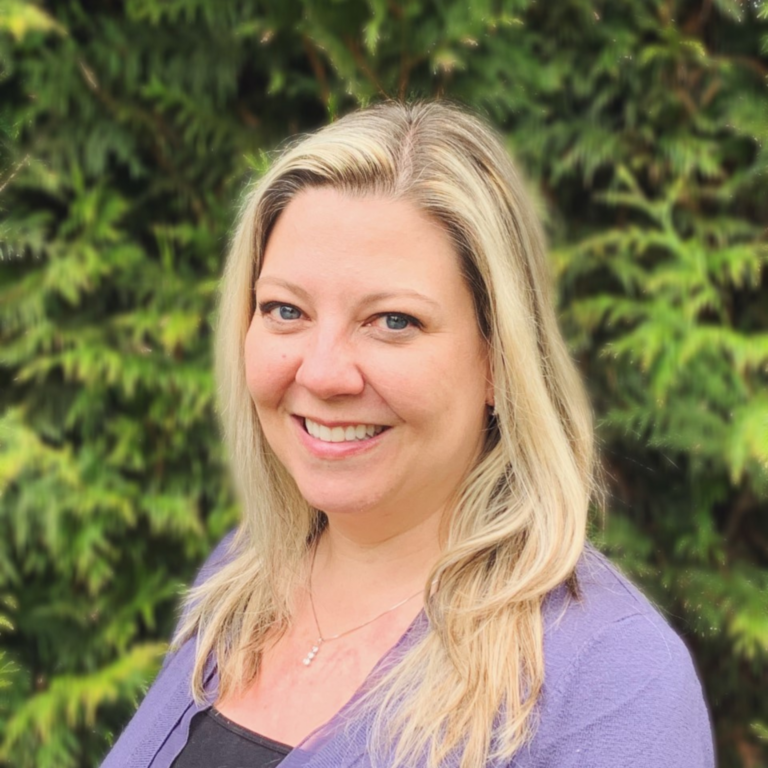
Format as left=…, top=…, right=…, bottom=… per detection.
left=0, top=1, right=765, bottom=766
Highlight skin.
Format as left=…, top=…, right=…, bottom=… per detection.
left=216, top=187, right=493, bottom=746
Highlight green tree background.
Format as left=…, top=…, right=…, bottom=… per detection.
left=0, top=1, right=766, bottom=766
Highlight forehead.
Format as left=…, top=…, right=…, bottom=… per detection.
left=259, top=187, right=464, bottom=294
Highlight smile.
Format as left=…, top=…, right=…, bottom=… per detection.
left=303, top=417, right=388, bottom=443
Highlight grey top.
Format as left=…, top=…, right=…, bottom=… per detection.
left=170, top=707, right=289, bottom=768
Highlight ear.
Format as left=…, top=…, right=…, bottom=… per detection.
left=485, top=385, right=496, bottom=416
left=484, top=364, right=495, bottom=410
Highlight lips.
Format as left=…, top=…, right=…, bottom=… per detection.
left=303, top=417, right=388, bottom=443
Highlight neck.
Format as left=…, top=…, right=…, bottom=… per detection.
left=312, top=507, right=444, bottom=600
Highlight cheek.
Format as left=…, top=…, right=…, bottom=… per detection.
left=368, top=346, right=483, bottom=428
left=243, top=323, right=296, bottom=408
left=423, top=342, right=489, bottom=435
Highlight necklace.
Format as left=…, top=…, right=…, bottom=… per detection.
left=302, top=546, right=424, bottom=668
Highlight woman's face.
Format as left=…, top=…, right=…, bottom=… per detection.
left=245, top=187, right=493, bottom=533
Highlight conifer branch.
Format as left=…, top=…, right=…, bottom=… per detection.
left=0, top=154, right=29, bottom=195
left=302, top=35, right=331, bottom=108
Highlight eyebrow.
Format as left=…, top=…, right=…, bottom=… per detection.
left=255, top=277, right=441, bottom=309
left=255, top=277, right=312, bottom=301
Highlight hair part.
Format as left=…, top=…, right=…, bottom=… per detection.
left=175, top=100, right=599, bottom=768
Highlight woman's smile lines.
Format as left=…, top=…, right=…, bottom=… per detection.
left=303, top=417, right=387, bottom=443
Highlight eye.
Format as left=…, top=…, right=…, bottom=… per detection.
left=258, top=301, right=302, bottom=321
left=375, top=313, right=422, bottom=331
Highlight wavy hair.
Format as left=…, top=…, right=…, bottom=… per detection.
left=175, top=101, right=599, bottom=767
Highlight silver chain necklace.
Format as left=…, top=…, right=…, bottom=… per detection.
left=302, top=546, right=424, bottom=667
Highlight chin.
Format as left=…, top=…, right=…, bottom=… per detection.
left=294, top=478, right=386, bottom=518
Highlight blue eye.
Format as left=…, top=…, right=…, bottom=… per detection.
left=277, top=305, right=301, bottom=320
left=384, top=314, right=411, bottom=330
left=258, top=302, right=302, bottom=321
left=377, top=313, right=422, bottom=332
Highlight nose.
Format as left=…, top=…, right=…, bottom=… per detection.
left=294, top=327, right=365, bottom=400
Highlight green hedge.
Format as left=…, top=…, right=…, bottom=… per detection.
left=1, top=1, right=766, bottom=766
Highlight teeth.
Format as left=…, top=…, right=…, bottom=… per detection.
left=304, top=417, right=385, bottom=443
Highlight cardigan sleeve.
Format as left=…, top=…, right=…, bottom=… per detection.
left=526, top=612, right=715, bottom=768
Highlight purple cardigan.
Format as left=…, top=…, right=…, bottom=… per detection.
left=100, top=537, right=715, bottom=768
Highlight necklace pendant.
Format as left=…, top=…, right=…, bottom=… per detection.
left=302, top=639, right=322, bottom=667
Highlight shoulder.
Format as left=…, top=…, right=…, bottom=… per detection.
left=190, top=528, right=238, bottom=587
left=158, top=529, right=238, bottom=675
left=99, top=533, right=238, bottom=767
left=523, top=545, right=715, bottom=768
left=541, top=544, right=686, bottom=683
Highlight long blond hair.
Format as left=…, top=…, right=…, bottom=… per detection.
left=176, top=101, right=598, bottom=767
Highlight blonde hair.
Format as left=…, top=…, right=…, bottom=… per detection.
left=176, top=101, right=598, bottom=767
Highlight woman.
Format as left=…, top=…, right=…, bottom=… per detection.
left=101, top=101, right=714, bottom=768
